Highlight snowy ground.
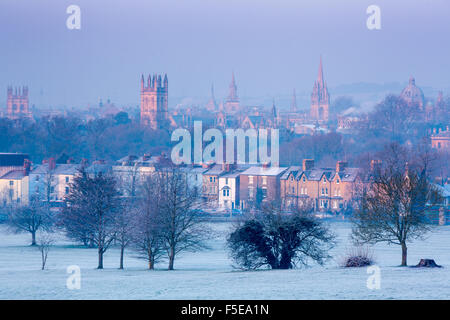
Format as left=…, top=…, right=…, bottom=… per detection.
left=0, top=220, right=449, bottom=300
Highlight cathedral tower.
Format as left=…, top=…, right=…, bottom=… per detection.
left=140, top=74, right=168, bottom=129
left=7, top=86, right=32, bottom=120
left=310, top=57, right=330, bottom=122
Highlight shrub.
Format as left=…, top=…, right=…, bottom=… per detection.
left=341, top=246, right=375, bottom=268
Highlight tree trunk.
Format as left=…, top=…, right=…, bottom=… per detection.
left=98, top=248, right=104, bottom=269
left=41, top=251, right=45, bottom=270
left=31, top=231, right=36, bottom=246
left=168, top=246, right=175, bottom=270
left=119, top=246, right=124, bottom=269
left=401, top=242, right=407, bottom=266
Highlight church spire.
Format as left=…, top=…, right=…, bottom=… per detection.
left=291, top=89, right=297, bottom=112
left=227, top=72, right=238, bottom=102
left=318, top=55, right=324, bottom=85
left=211, top=83, right=215, bottom=100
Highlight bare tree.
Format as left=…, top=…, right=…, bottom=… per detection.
left=37, top=233, right=54, bottom=270
left=352, top=143, right=443, bottom=266
left=6, top=196, right=53, bottom=246
left=60, top=168, right=120, bottom=269
left=115, top=198, right=135, bottom=269
left=157, top=167, right=210, bottom=270
left=132, top=175, right=165, bottom=269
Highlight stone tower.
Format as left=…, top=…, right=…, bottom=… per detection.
left=7, top=86, right=32, bottom=120
left=310, top=57, right=330, bottom=122
left=140, top=74, right=168, bottom=129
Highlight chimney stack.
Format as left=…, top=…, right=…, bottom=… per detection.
left=302, top=159, right=314, bottom=171
left=336, top=161, right=348, bottom=173
left=370, top=159, right=382, bottom=172
left=48, top=158, right=56, bottom=170
left=23, top=159, right=31, bottom=176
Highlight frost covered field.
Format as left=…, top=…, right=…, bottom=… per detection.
left=0, top=221, right=449, bottom=300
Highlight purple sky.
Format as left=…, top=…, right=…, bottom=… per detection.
left=1, top=0, right=450, bottom=109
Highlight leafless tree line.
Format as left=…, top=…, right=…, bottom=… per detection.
left=58, top=166, right=209, bottom=270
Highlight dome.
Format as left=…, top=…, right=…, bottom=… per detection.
left=400, top=76, right=425, bottom=107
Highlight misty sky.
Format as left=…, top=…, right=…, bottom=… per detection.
left=1, top=0, right=450, bottom=109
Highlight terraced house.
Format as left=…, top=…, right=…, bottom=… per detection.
left=281, top=159, right=361, bottom=212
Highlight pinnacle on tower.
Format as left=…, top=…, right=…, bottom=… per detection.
left=318, top=55, right=324, bottom=85
left=157, top=75, right=162, bottom=87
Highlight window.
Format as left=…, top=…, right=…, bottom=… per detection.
left=227, top=190, right=230, bottom=196
left=209, top=177, right=213, bottom=182
left=291, top=187, right=295, bottom=193
left=65, top=176, right=70, bottom=183
left=303, top=177, right=306, bottom=182
left=262, top=188, right=267, bottom=198
left=35, top=176, right=40, bottom=181
left=225, top=178, right=229, bottom=185
left=336, top=179, right=340, bottom=184
left=223, top=190, right=226, bottom=196
left=65, top=187, right=69, bottom=194
left=9, top=181, right=14, bottom=186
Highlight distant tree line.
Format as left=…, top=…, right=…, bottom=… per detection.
left=0, top=113, right=171, bottom=163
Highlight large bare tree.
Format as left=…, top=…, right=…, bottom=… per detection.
left=60, top=168, right=120, bottom=269
left=352, top=143, right=443, bottom=266
left=157, top=167, right=210, bottom=270
left=6, top=196, right=53, bottom=246
left=132, top=175, right=165, bottom=270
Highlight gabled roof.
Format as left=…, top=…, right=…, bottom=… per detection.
left=336, top=168, right=360, bottom=182
left=30, top=164, right=81, bottom=175
left=0, top=170, right=26, bottom=180
left=281, top=166, right=301, bottom=180
left=204, top=164, right=226, bottom=176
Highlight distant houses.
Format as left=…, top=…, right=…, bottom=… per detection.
left=0, top=152, right=448, bottom=219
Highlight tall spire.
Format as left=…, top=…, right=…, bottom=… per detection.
left=206, top=83, right=217, bottom=111
left=211, top=83, right=215, bottom=100
left=271, top=99, right=277, bottom=119
left=318, top=55, right=324, bottom=84
left=227, top=72, right=238, bottom=102
left=291, top=89, right=297, bottom=112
